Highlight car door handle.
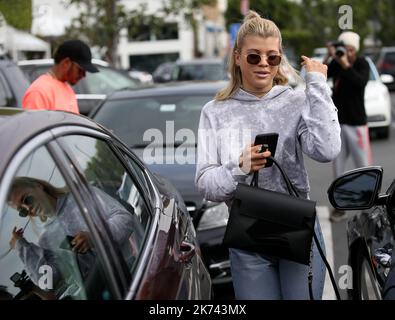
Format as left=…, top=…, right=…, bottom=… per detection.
left=179, top=241, right=196, bottom=264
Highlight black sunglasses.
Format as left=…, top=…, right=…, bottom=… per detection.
left=17, top=195, right=34, bottom=218
left=245, top=53, right=282, bottom=66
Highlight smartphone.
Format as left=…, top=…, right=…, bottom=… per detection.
left=10, top=272, right=21, bottom=284
left=254, top=133, right=279, bottom=167
left=59, top=235, right=74, bottom=250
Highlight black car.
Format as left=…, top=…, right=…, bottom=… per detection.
left=18, top=59, right=139, bottom=115
left=0, top=108, right=211, bottom=300
left=152, top=59, right=228, bottom=83
left=90, top=81, right=234, bottom=298
left=328, top=166, right=395, bottom=300
left=0, top=58, right=29, bottom=108
left=375, top=47, right=395, bottom=91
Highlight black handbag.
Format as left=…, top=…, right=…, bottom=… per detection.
left=223, top=156, right=316, bottom=265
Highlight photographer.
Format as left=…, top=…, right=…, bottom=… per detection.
left=324, top=31, right=371, bottom=222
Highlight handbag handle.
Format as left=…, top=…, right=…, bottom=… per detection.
left=250, top=156, right=300, bottom=198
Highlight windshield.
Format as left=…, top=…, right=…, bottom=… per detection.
left=83, top=66, right=138, bottom=94
left=93, top=94, right=213, bottom=147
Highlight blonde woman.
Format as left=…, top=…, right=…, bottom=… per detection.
left=195, top=11, right=341, bottom=299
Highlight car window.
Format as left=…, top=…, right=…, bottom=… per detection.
left=20, top=64, right=138, bottom=95
left=82, top=66, right=138, bottom=95
left=93, top=94, right=213, bottom=147
left=384, top=52, right=395, bottom=66
left=173, top=64, right=225, bottom=81
left=0, top=145, right=112, bottom=300
left=58, top=135, right=151, bottom=273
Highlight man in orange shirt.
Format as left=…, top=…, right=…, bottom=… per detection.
left=22, top=40, right=99, bottom=114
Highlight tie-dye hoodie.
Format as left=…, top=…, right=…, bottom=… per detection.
left=195, top=72, right=341, bottom=204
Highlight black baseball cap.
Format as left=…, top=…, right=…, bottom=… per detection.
left=55, top=40, right=99, bottom=73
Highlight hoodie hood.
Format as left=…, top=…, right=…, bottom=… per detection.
left=232, top=85, right=292, bottom=103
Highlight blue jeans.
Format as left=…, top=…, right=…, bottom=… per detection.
left=229, top=221, right=326, bottom=300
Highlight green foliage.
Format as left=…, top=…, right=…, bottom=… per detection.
left=0, top=0, right=32, bottom=30
left=225, top=0, right=395, bottom=59
left=64, top=0, right=131, bottom=64
left=162, top=0, right=217, bottom=57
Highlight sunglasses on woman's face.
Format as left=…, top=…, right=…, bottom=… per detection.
left=17, top=195, right=35, bottom=218
left=245, top=53, right=282, bottom=66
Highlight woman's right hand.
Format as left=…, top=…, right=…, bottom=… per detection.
left=239, top=143, right=271, bottom=174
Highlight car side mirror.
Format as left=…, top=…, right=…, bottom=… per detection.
left=380, top=74, right=394, bottom=84
left=327, top=166, right=383, bottom=210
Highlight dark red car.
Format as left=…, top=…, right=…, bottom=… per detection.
left=0, top=108, right=211, bottom=300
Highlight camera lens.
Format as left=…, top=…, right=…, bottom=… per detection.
left=336, top=46, right=346, bottom=57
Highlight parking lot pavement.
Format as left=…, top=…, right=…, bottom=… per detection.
left=317, top=206, right=336, bottom=300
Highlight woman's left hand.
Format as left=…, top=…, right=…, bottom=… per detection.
left=9, top=226, right=24, bottom=249
left=301, top=55, right=328, bottom=78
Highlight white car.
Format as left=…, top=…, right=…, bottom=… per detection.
left=299, top=56, right=392, bottom=139
left=364, top=57, right=393, bottom=139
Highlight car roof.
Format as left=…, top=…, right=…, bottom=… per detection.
left=176, top=58, right=224, bottom=66
left=105, top=80, right=228, bottom=101
left=381, top=47, right=395, bottom=52
left=0, top=108, right=104, bottom=177
left=18, top=58, right=110, bottom=67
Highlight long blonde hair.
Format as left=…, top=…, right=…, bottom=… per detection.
left=215, top=11, right=297, bottom=101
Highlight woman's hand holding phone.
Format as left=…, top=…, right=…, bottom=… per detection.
left=239, top=142, right=271, bottom=174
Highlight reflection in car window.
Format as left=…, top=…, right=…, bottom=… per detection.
left=94, top=95, right=212, bottom=147
left=59, top=135, right=151, bottom=272
left=0, top=146, right=111, bottom=300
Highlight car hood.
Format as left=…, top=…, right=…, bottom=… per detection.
left=132, top=148, right=204, bottom=211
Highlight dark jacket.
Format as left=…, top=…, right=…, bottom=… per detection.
left=328, top=57, right=370, bottom=125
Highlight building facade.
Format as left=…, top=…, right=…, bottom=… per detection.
left=31, top=0, right=228, bottom=73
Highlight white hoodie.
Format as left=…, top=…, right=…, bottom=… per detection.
left=195, top=72, right=341, bottom=204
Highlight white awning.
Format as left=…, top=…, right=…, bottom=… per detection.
left=6, top=26, right=50, bottom=52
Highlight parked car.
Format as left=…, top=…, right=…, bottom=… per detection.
left=18, top=59, right=139, bottom=115
left=0, top=108, right=211, bottom=300
left=375, top=47, right=395, bottom=91
left=302, top=56, right=392, bottom=139
left=128, top=69, right=153, bottom=85
left=328, top=166, right=395, bottom=300
left=0, top=58, right=29, bottom=108
left=152, top=59, right=228, bottom=83
left=152, top=62, right=175, bottom=83
left=90, top=81, right=233, bottom=298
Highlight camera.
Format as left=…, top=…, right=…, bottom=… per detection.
left=330, top=40, right=346, bottom=57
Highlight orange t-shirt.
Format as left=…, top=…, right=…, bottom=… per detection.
left=22, top=74, right=79, bottom=114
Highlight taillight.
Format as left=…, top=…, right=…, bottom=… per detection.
left=380, top=62, right=393, bottom=71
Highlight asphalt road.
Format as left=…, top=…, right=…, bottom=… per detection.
left=305, top=91, right=395, bottom=299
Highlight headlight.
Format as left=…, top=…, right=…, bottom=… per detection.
left=197, top=202, right=229, bottom=231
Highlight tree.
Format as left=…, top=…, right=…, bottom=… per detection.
left=64, top=0, right=133, bottom=64
left=162, top=0, right=217, bottom=57
left=372, top=0, right=395, bottom=46
left=0, top=0, right=32, bottom=30
left=225, top=0, right=311, bottom=60
left=224, top=0, right=395, bottom=59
